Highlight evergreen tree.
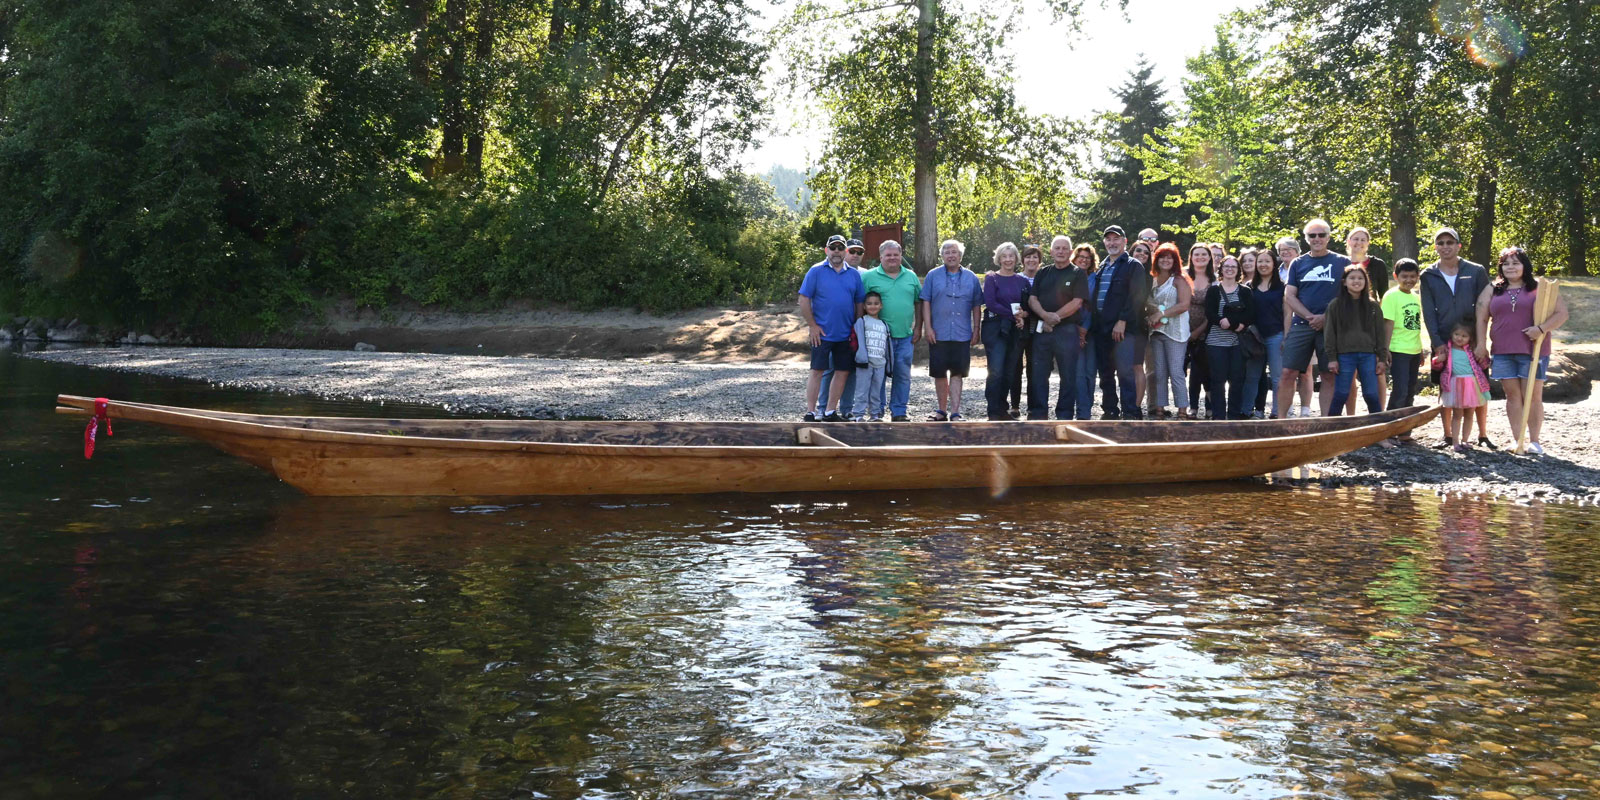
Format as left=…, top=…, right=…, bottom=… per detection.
left=1077, top=60, right=1189, bottom=244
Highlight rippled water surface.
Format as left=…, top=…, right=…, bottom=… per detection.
left=3, top=349, right=1599, bottom=799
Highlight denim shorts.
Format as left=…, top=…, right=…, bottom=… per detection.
left=1490, top=352, right=1549, bottom=381
left=1281, top=324, right=1325, bottom=373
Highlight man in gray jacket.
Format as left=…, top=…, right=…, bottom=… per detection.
left=1418, top=227, right=1490, bottom=438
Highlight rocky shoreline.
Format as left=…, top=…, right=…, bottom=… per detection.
left=22, top=345, right=1600, bottom=504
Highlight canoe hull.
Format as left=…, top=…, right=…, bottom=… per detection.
left=61, top=396, right=1439, bottom=497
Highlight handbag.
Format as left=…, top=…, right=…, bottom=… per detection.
left=1240, top=327, right=1265, bottom=360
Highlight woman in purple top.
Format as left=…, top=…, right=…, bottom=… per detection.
left=1474, top=247, right=1569, bottom=454
left=983, top=242, right=1032, bottom=420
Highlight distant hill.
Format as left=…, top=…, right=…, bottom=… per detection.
left=763, top=165, right=815, bottom=215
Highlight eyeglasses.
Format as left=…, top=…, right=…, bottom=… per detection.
left=826, top=243, right=846, bottom=251
left=1139, top=235, right=1158, bottom=242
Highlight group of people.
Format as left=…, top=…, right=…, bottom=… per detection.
left=796, top=220, right=1568, bottom=453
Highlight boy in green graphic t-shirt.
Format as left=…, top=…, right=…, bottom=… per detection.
left=1382, top=258, right=1424, bottom=441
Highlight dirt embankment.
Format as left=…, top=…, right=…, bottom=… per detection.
left=276, top=302, right=818, bottom=363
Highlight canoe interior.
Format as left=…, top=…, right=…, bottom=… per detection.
left=59, top=396, right=1430, bottom=447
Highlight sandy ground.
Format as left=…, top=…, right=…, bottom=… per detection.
left=26, top=345, right=1600, bottom=504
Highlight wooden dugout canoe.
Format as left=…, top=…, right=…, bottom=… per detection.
left=57, top=395, right=1439, bottom=497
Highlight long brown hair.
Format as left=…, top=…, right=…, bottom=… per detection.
left=1187, top=244, right=1215, bottom=282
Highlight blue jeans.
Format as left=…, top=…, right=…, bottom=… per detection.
left=1028, top=323, right=1082, bottom=420
left=1240, top=331, right=1283, bottom=418
left=1093, top=328, right=1141, bottom=418
left=816, top=356, right=858, bottom=416
left=1074, top=334, right=1097, bottom=419
left=1329, top=352, right=1381, bottom=415
left=888, top=335, right=914, bottom=417
left=982, top=316, right=1023, bottom=418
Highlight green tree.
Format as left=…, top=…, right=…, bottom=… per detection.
left=782, top=0, right=1088, bottom=270
left=1077, top=60, right=1191, bottom=243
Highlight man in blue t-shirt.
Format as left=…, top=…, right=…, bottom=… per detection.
left=1277, top=217, right=1351, bottom=419
left=798, top=234, right=866, bottom=421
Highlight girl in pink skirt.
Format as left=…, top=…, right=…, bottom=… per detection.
left=1435, top=321, right=1491, bottom=452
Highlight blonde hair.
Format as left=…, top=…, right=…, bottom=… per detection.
left=992, top=241, right=1020, bottom=268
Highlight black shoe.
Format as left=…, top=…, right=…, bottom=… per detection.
left=823, top=411, right=843, bottom=423
left=1102, top=411, right=1121, bottom=420
left=892, top=415, right=909, bottom=422
left=1434, top=437, right=1455, bottom=449
left=1124, top=409, right=1144, bottom=420
left=1478, top=437, right=1497, bottom=450
left=802, top=412, right=817, bottom=422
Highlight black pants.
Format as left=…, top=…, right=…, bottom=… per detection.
left=1205, top=343, right=1247, bottom=419
left=982, top=316, right=1023, bottom=419
left=1010, top=326, right=1032, bottom=413
left=1028, top=323, right=1081, bottom=419
left=1387, top=351, right=1422, bottom=410
left=1186, top=339, right=1210, bottom=412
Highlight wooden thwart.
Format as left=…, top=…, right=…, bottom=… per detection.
left=796, top=427, right=850, bottom=447
left=1055, top=425, right=1116, bottom=445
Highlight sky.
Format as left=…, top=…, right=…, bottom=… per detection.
left=744, top=0, right=1250, bottom=172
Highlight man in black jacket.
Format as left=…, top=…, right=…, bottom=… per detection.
left=1089, top=225, right=1144, bottom=419
left=1419, top=226, right=1490, bottom=442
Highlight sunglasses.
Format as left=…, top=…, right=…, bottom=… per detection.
left=1305, top=232, right=1329, bottom=239
left=1139, top=235, right=1158, bottom=241
left=846, top=248, right=865, bottom=255
left=826, top=243, right=846, bottom=251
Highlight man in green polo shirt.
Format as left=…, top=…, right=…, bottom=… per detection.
left=860, top=240, right=923, bottom=421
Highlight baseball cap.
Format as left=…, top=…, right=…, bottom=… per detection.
left=845, top=238, right=865, bottom=249
left=826, top=234, right=847, bottom=245
left=1433, top=227, right=1461, bottom=243
left=1102, top=225, right=1126, bottom=238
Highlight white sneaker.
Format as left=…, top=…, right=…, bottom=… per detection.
left=1527, top=441, right=1545, bottom=455
left=1300, top=406, right=1315, bottom=418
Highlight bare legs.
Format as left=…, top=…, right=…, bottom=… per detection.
left=934, top=376, right=965, bottom=416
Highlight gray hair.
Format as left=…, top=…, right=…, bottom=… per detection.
left=1050, top=235, right=1073, bottom=249
left=940, top=239, right=966, bottom=257
left=1303, top=218, right=1332, bottom=234
left=1275, top=237, right=1301, bottom=252
left=992, top=241, right=1020, bottom=267
left=878, top=240, right=902, bottom=255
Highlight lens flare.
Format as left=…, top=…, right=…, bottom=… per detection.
left=1432, top=0, right=1477, bottom=41
left=26, top=230, right=84, bottom=285
left=1466, top=14, right=1528, bottom=69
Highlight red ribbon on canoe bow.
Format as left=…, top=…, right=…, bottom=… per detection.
left=83, top=398, right=113, bottom=459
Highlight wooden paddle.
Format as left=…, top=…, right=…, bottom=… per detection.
left=1517, top=277, right=1560, bottom=454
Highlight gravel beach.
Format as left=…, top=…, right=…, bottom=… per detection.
left=26, top=346, right=1600, bottom=503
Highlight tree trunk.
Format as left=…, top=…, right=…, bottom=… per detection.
left=912, top=0, right=938, bottom=272
left=408, top=0, right=431, bottom=84
left=1566, top=185, right=1586, bottom=277
left=467, top=0, right=496, bottom=174
left=1469, top=64, right=1516, bottom=265
left=438, top=0, right=468, bottom=175
left=1386, top=15, right=1420, bottom=261
left=1560, top=0, right=1592, bottom=275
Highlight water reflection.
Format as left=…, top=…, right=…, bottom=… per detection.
left=4, top=351, right=1600, bottom=798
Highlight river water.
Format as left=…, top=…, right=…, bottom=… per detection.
left=3, top=349, right=1598, bottom=799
